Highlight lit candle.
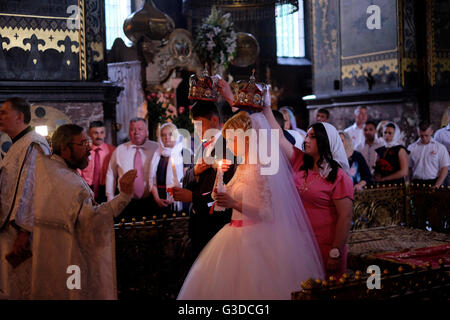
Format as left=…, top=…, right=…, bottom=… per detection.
left=215, top=160, right=226, bottom=211
left=171, top=157, right=180, bottom=187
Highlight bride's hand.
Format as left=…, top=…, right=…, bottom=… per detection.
left=215, top=192, right=235, bottom=209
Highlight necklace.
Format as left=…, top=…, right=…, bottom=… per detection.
left=298, top=172, right=320, bottom=193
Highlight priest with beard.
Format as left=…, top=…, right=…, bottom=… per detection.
left=30, top=124, right=136, bottom=299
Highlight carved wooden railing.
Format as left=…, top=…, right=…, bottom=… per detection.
left=352, top=183, right=450, bottom=233
left=113, top=184, right=449, bottom=299
left=114, top=214, right=192, bottom=300
left=292, top=262, right=450, bottom=300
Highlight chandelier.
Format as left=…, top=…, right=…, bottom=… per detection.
left=183, top=0, right=299, bottom=21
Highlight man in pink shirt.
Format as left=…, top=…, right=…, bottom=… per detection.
left=80, top=121, right=115, bottom=203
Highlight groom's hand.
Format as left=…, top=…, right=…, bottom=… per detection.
left=173, top=187, right=192, bottom=202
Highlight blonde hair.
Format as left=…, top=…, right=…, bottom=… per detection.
left=339, top=131, right=354, bottom=158
left=222, top=111, right=252, bottom=137
left=376, top=120, right=388, bottom=139
left=158, top=122, right=179, bottom=141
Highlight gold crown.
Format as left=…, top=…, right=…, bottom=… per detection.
left=232, top=69, right=266, bottom=112
left=188, top=64, right=219, bottom=102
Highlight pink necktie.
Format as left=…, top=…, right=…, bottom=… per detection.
left=92, top=148, right=101, bottom=198
left=133, top=146, right=145, bottom=198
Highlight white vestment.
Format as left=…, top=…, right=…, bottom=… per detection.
left=30, top=154, right=131, bottom=300
left=0, top=131, right=50, bottom=299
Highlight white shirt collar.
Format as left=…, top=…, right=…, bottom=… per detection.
left=127, top=140, right=150, bottom=150
left=417, top=138, right=436, bottom=146
left=353, top=122, right=364, bottom=130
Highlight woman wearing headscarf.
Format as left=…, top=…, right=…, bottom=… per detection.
left=149, top=123, right=187, bottom=214
left=339, top=131, right=373, bottom=191
left=280, top=106, right=307, bottom=143
left=374, top=122, right=409, bottom=185
left=264, top=97, right=353, bottom=278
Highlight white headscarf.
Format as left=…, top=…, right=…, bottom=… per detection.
left=149, top=123, right=185, bottom=211
left=383, top=122, right=404, bottom=148
left=320, top=122, right=350, bottom=178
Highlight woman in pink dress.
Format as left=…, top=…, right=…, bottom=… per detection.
left=263, top=98, right=353, bottom=278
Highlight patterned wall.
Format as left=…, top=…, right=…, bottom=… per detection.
left=340, top=0, right=399, bottom=92
left=311, top=0, right=401, bottom=96
left=429, top=0, right=450, bottom=87
left=312, top=0, right=341, bottom=96
left=400, top=0, right=418, bottom=88
left=85, top=0, right=107, bottom=80
left=0, top=0, right=106, bottom=81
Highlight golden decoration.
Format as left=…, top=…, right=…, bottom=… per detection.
left=0, top=27, right=80, bottom=53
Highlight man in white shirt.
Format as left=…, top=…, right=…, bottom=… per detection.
left=106, top=117, right=159, bottom=221
left=408, top=121, right=450, bottom=188
left=434, top=109, right=450, bottom=186
left=344, top=106, right=368, bottom=148
left=356, top=120, right=383, bottom=175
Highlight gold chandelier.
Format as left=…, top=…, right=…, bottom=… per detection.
left=183, top=0, right=299, bottom=21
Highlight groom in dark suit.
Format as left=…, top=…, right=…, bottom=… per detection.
left=173, top=100, right=236, bottom=259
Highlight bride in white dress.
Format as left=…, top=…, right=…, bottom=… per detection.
left=177, top=110, right=324, bottom=300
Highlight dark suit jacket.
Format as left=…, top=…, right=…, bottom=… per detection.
left=182, top=135, right=236, bottom=257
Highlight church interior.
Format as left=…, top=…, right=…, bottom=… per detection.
left=0, top=0, right=449, bottom=302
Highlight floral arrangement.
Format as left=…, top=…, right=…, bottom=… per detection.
left=171, top=104, right=194, bottom=134
left=146, top=91, right=194, bottom=139
left=194, top=6, right=237, bottom=71
left=146, top=92, right=173, bottom=141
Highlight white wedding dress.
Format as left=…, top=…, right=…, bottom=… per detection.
left=177, top=113, right=324, bottom=300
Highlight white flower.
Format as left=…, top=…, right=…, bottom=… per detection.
left=206, top=31, right=215, bottom=41
left=213, top=26, right=221, bottom=35
left=207, top=40, right=215, bottom=51
left=229, top=31, right=237, bottom=42
left=227, top=43, right=236, bottom=55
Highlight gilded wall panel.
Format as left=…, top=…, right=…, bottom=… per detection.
left=0, top=0, right=91, bottom=81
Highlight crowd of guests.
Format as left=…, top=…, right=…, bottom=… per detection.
left=65, top=99, right=450, bottom=226
left=77, top=117, right=191, bottom=222
left=263, top=104, right=449, bottom=190
left=307, top=106, right=450, bottom=190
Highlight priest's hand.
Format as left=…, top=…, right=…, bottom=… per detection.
left=214, top=192, right=236, bottom=209
left=173, top=187, right=192, bottom=202
left=119, top=169, right=137, bottom=196
left=12, top=231, right=30, bottom=256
